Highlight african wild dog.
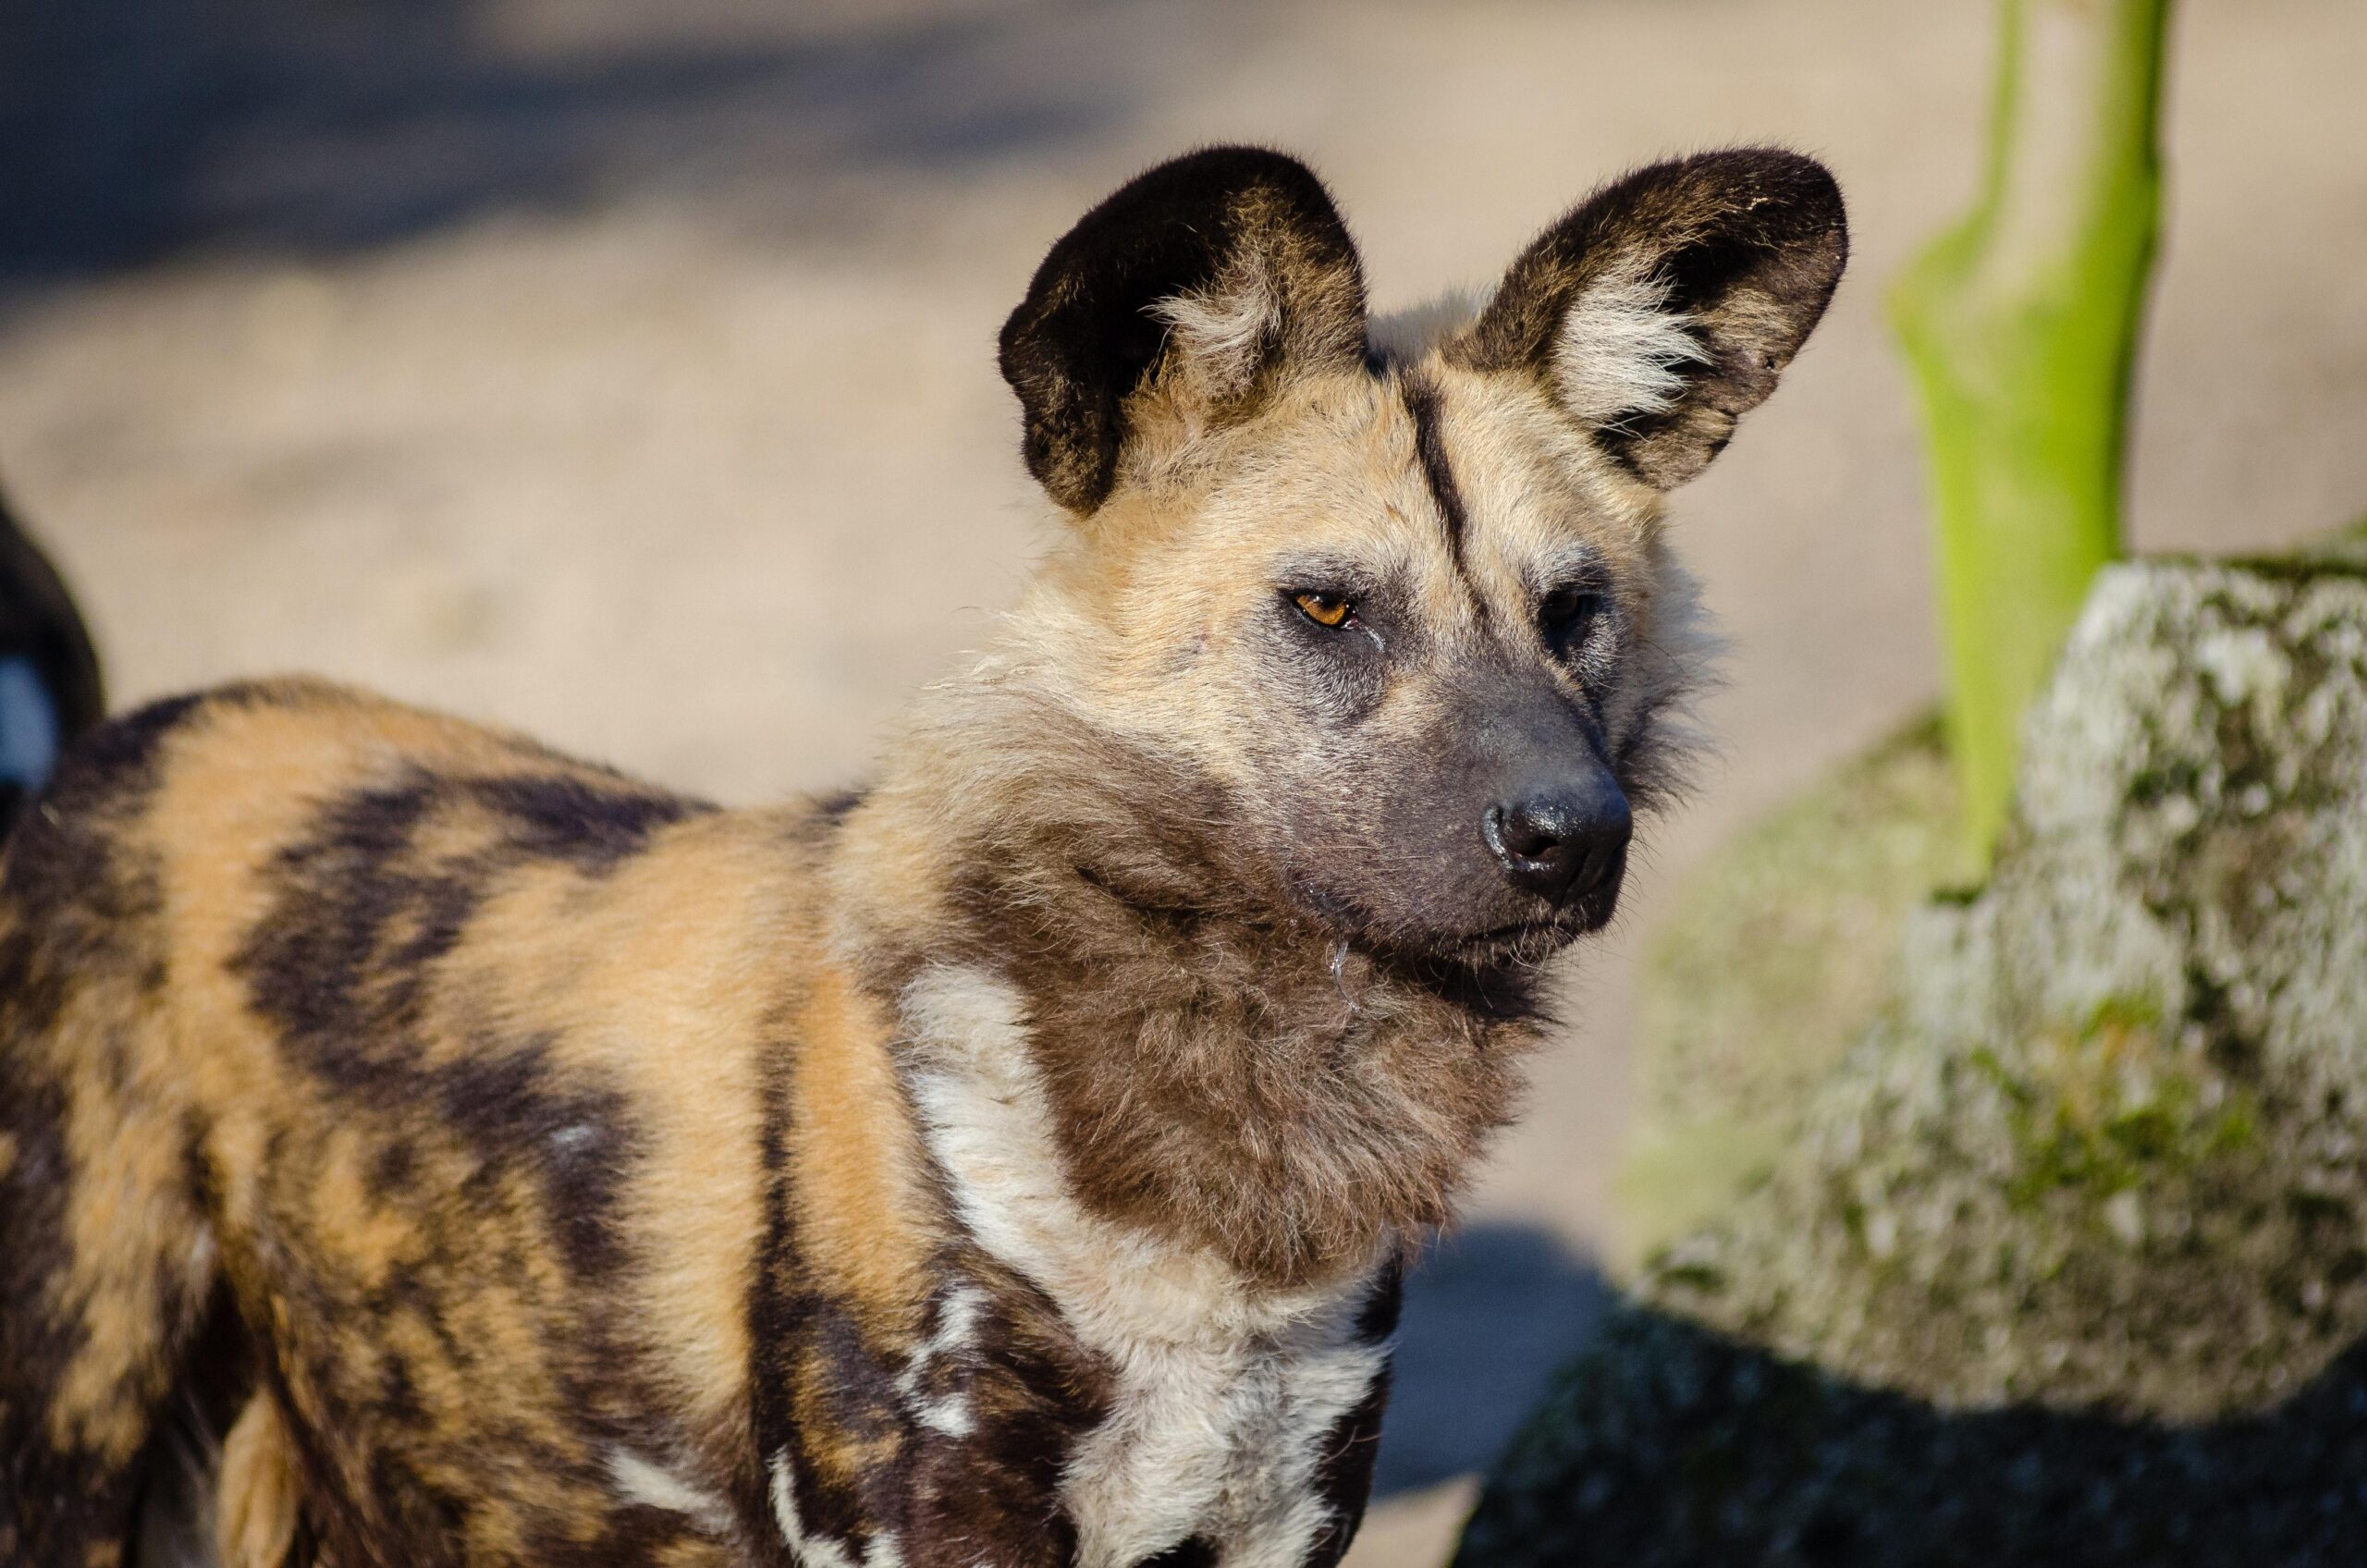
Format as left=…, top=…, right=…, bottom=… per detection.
left=0, top=146, right=1844, bottom=1567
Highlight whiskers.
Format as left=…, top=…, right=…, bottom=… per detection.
left=1330, top=937, right=1358, bottom=1015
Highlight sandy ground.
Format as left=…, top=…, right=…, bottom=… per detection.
left=2, top=1, right=2361, bottom=1560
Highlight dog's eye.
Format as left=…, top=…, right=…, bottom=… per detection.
left=1540, top=585, right=1604, bottom=653
left=1293, top=591, right=1355, bottom=629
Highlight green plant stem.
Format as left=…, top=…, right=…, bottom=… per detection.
left=1893, top=0, right=2173, bottom=863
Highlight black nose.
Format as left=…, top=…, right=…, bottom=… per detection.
left=1483, top=782, right=1632, bottom=905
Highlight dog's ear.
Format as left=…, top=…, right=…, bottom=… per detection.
left=1000, top=147, right=1368, bottom=514
left=1450, top=149, right=1846, bottom=490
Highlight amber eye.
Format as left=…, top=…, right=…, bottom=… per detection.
left=1293, top=591, right=1354, bottom=629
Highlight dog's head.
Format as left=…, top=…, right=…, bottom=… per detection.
left=996, top=146, right=1844, bottom=968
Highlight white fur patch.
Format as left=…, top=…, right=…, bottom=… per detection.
left=1549, top=270, right=1703, bottom=429
left=895, top=1283, right=987, bottom=1439
left=899, top=964, right=1390, bottom=1567
left=769, top=1450, right=906, bottom=1568
left=608, top=1449, right=733, bottom=1537
left=1226, top=1305, right=1394, bottom=1568
left=1064, top=1290, right=1389, bottom=1568
left=901, top=965, right=1282, bottom=1346
left=1149, top=266, right=1280, bottom=405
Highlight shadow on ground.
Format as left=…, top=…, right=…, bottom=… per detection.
left=1373, top=1223, right=1611, bottom=1498
left=1, top=0, right=1255, bottom=274
left=1455, top=1301, right=2367, bottom=1567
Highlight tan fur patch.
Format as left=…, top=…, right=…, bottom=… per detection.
left=216, top=1396, right=301, bottom=1568
left=785, top=962, right=938, bottom=1339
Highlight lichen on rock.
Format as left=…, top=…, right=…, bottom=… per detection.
left=1617, top=716, right=1962, bottom=1265
left=1460, top=549, right=2367, bottom=1566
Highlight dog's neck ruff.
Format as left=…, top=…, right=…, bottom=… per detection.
left=896, top=959, right=1378, bottom=1341
left=842, top=684, right=1545, bottom=1297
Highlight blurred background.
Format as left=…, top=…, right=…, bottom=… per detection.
left=3, top=1, right=2361, bottom=1562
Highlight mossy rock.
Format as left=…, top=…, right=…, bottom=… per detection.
left=1617, top=717, right=1964, bottom=1264
left=1463, top=552, right=2367, bottom=1566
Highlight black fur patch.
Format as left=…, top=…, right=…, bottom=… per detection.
left=466, top=773, right=701, bottom=869
left=231, top=765, right=705, bottom=1303
left=811, top=786, right=870, bottom=828
left=435, top=1035, right=641, bottom=1278
left=0, top=1063, right=84, bottom=1557
left=1299, top=1366, right=1392, bottom=1568
left=236, top=766, right=707, bottom=1081
left=1355, top=1257, right=1406, bottom=1344
left=903, top=1256, right=1109, bottom=1564
left=1293, top=1264, right=1402, bottom=1566
left=1400, top=373, right=1483, bottom=617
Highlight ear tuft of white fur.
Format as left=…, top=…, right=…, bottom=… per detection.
left=1550, top=271, right=1704, bottom=429
left=1148, top=261, right=1282, bottom=406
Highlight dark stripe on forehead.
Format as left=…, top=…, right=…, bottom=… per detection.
left=1399, top=374, right=1486, bottom=622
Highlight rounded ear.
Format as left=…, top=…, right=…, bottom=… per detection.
left=998, top=147, right=1368, bottom=514
left=1450, top=149, right=1847, bottom=489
